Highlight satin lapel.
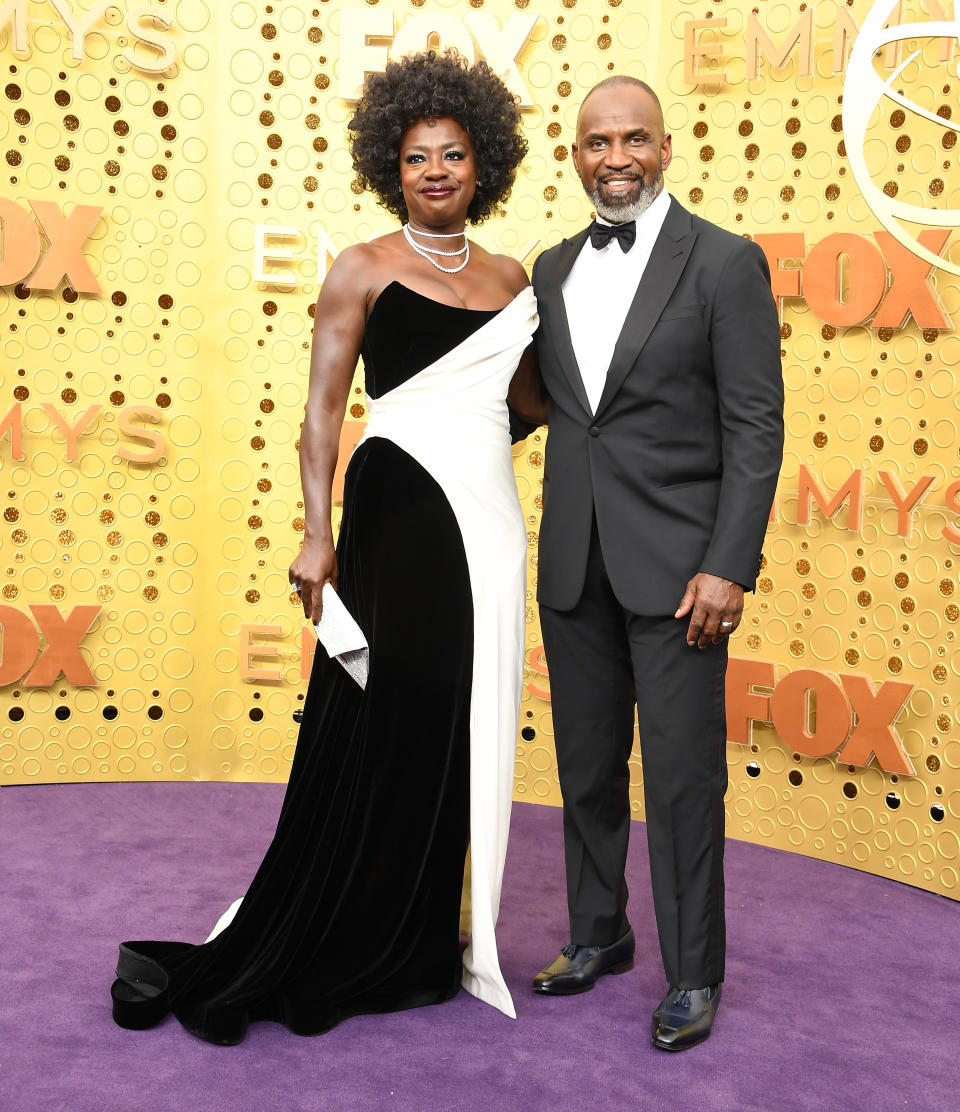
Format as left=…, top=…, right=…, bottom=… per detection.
left=593, top=200, right=697, bottom=418
left=539, top=228, right=592, bottom=417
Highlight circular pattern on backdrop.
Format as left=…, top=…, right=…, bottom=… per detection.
left=0, top=0, right=955, bottom=902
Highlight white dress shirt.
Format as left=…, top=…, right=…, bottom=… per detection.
left=562, top=187, right=672, bottom=414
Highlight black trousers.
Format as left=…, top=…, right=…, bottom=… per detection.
left=540, top=520, right=728, bottom=990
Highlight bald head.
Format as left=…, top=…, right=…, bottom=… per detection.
left=576, top=76, right=663, bottom=140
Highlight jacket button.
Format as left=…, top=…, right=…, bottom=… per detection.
left=589, top=425, right=600, bottom=437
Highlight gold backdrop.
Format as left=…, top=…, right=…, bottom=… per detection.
left=1, top=1, right=959, bottom=900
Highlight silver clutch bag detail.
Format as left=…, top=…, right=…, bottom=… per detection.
left=295, top=582, right=369, bottom=689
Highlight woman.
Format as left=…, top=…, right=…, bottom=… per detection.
left=110, top=51, right=544, bottom=1045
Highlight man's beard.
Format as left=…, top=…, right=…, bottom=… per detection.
left=588, top=166, right=663, bottom=224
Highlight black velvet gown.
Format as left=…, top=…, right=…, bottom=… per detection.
left=111, top=282, right=538, bottom=1044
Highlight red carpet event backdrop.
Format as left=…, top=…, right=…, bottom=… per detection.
left=1, top=0, right=959, bottom=899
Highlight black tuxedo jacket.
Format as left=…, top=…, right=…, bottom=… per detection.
left=532, top=197, right=784, bottom=615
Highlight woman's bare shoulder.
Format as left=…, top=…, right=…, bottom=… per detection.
left=320, top=235, right=403, bottom=301
left=469, top=241, right=529, bottom=295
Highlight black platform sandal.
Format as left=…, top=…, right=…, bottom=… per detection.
left=111, top=940, right=192, bottom=1029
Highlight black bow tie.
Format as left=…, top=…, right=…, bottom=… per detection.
left=589, top=220, right=636, bottom=253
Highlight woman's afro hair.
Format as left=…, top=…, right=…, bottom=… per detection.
left=348, top=51, right=528, bottom=225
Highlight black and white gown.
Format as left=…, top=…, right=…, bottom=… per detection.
left=111, top=281, right=539, bottom=1044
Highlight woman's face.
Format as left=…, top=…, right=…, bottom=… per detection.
left=399, top=116, right=477, bottom=229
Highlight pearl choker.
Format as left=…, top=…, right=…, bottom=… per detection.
left=403, top=223, right=470, bottom=274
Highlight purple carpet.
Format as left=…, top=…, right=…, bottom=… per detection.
left=2, top=783, right=957, bottom=1111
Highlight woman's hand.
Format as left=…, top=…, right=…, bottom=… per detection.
left=289, top=539, right=338, bottom=624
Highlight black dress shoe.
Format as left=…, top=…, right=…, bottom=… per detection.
left=651, top=984, right=721, bottom=1051
left=650, top=982, right=719, bottom=1029
left=532, top=927, right=635, bottom=995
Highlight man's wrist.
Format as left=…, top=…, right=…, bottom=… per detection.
left=698, top=569, right=747, bottom=591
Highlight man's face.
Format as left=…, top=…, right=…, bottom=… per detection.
left=572, top=85, right=672, bottom=222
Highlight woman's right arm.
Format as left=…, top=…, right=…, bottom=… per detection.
left=289, top=247, right=372, bottom=624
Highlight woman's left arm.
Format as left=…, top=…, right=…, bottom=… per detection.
left=499, top=255, right=547, bottom=427
left=507, top=345, right=547, bottom=428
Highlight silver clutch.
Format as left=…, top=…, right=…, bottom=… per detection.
left=295, top=582, right=369, bottom=689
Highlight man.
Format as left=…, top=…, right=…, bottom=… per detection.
left=530, top=77, right=783, bottom=1051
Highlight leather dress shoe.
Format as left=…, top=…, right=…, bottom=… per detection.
left=651, top=984, right=721, bottom=1051
left=532, top=927, right=634, bottom=995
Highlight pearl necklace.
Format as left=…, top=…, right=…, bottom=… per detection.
left=405, top=224, right=466, bottom=239
left=403, top=223, right=470, bottom=274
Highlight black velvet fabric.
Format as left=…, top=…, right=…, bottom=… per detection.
left=361, top=281, right=497, bottom=398
left=113, top=284, right=496, bottom=1044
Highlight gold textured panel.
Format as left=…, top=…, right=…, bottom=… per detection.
left=1, top=2, right=958, bottom=901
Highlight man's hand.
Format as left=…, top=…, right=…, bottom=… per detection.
left=674, top=573, right=744, bottom=648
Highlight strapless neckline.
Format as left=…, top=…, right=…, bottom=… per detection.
left=361, top=281, right=533, bottom=400
left=369, top=281, right=513, bottom=323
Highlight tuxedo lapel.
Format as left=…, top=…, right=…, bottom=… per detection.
left=593, top=199, right=697, bottom=419
left=539, top=228, right=592, bottom=417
